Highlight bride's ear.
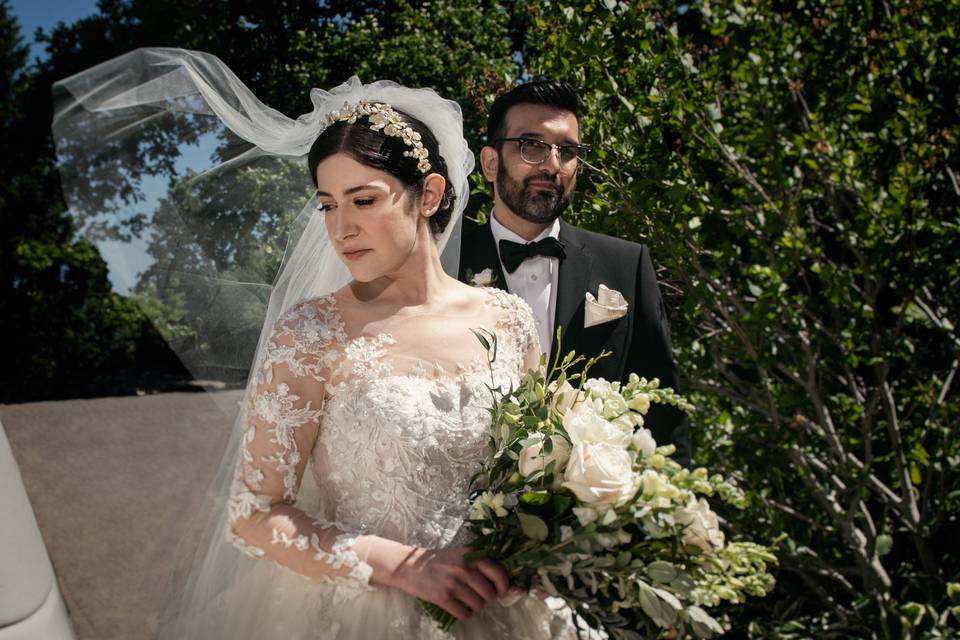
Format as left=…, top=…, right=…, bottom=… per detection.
left=419, top=173, right=446, bottom=218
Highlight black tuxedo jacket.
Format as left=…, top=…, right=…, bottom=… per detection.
left=459, top=218, right=691, bottom=467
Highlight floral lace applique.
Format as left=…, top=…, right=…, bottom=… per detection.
left=485, top=289, right=541, bottom=376
left=409, top=359, right=428, bottom=379
left=255, top=382, right=322, bottom=500
left=329, top=533, right=374, bottom=582
left=255, top=296, right=346, bottom=385
left=269, top=528, right=372, bottom=582
left=227, top=296, right=375, bottom=585
left=342, top=333, right=397, bottom=380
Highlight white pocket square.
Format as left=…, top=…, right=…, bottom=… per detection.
left=584, top=284, right=629, bottom=328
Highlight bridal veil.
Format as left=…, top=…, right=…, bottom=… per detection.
left=51, top=47, right=474, bottom=637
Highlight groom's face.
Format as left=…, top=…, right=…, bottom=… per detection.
left=484, top=104, right=580, bottom=225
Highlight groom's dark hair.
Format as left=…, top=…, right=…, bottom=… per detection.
left=486, top=79, right=583, bottom=144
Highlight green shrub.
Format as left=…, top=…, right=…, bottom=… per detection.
left=528, top=1, right=959, bottom=636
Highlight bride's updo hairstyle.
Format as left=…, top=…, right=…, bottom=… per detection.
left=307, top=109, right=457, bottom=235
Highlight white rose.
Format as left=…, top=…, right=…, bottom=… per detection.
left=562, top=442, right=640, bottom=507
left=563, top=400, right=633, bottom=449
left=471, top=267, right=495, bottom=287
left=548, top=379, right=580, bottom=415
left=518, top=434, right=572, bottom=479
left=631, top=428, right=658, bottom=458
left=675, top=497, right=725, bottom=554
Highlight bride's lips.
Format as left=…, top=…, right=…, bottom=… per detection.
left=341, top=248, right=372, bottom=261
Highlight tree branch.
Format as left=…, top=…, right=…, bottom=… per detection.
left=880, top=381, right=921, bottom=530
left=789, top=447, right=892, bottom=592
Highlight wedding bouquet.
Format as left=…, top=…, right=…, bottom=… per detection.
left=424, top=330, right=776, bottom=638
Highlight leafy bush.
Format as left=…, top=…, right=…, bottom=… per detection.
left=527, top=0, right=959, bottom=636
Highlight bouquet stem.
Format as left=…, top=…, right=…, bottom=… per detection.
left=420, top=600, right=457, bottom=632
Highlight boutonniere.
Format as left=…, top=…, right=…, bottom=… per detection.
left=584, top=284, right=629, bottom=328
left=467, top=267, right=497, bottom=288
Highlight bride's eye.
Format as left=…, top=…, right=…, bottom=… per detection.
left=354, top=197, right=375, bottom=207
left=316, top=202, right=335, bottom=213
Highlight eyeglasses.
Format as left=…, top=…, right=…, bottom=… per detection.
left=494, top=137, right=591, bottom=170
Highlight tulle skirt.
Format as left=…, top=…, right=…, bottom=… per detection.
left=171, top=555, right=578, bottom=640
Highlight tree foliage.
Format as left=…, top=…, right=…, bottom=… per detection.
left=2, top=0, right=520, bottom=400
left=1, top=0, right=180, bottom=401
left=526, top=0, right=959, bottom=636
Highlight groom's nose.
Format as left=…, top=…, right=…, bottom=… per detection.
left=539, top=146, right=564, bottom=174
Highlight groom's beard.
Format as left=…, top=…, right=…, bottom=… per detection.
left=496, top=168, right=572, bottom=225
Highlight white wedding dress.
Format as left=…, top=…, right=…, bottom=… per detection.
left=185, top=286, right=577, bottom=639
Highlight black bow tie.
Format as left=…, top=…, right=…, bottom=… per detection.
left=498, top=237, right=567, bottom=273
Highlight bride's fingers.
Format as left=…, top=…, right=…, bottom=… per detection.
left=450, top=583, right=486, bottom=615
left=471, top=558, right=509, bottom=595
left=439, top=595, right=471, bottom=621
left=461, top=569, right=499, bottom=604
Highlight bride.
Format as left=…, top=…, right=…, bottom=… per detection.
left=53, top=50, right=576, bottom=638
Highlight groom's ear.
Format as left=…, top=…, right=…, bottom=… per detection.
left=480, top=145, right=499, bottom=184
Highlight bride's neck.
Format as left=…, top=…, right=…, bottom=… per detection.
left=349, top=230, right=454, bottom=309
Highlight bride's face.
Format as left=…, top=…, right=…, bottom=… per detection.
left=315, top=153, right=424, bottom=282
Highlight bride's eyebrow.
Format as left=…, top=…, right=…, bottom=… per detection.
left=316, top=183, right=387, bottom=198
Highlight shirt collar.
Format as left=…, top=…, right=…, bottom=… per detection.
left=489, top=210, right=561, bottom=246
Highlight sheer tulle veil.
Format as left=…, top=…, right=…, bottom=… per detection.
left=51, top=48, right=473, bottom=637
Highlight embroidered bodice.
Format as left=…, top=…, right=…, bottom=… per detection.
left=227, top=287, right=540, bottom=587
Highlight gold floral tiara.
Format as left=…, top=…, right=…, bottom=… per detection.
left=323, top=100, right=431, bottom=173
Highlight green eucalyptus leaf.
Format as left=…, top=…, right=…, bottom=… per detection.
left=646, top=560, right=678, bottom=584
left=517, top=512, right=549, bottom=542
left=687, top=605, right=724, bottom=638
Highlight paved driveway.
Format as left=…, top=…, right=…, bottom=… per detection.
left=1, top=391, right=242, bottom=640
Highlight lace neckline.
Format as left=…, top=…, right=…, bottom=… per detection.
left=317, top=289, right=518, bottom=390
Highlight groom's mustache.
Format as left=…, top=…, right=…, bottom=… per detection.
left=523, top=173, right=563, bottom=193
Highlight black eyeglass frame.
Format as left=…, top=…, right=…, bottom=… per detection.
left=493, top=137, right=592, bottom=167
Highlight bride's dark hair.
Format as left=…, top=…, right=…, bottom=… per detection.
left=307, top=110, right=456, bottom=234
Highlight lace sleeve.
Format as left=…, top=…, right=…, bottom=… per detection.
left=227, top=298, right=373, bottom=585
left=491, top=290, right=542, bottom=376
left=517, top=298, right=542, bottom=374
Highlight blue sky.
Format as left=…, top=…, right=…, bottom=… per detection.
left=10, top=0, right=217, bottom=295
left=10, top=0, right=100, bottom=60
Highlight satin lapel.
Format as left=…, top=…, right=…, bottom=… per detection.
left=463, top=222, right=509, bottom=293
left=553, top=221, right=592, bottom=353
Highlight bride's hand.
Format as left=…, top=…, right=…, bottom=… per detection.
left=392, top=547, right=510, bottom=621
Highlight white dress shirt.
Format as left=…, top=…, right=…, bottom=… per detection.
left=490, top=213, right=561, bottom=360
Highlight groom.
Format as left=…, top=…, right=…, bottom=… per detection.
left=459, top=80, right=691, bottom=467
